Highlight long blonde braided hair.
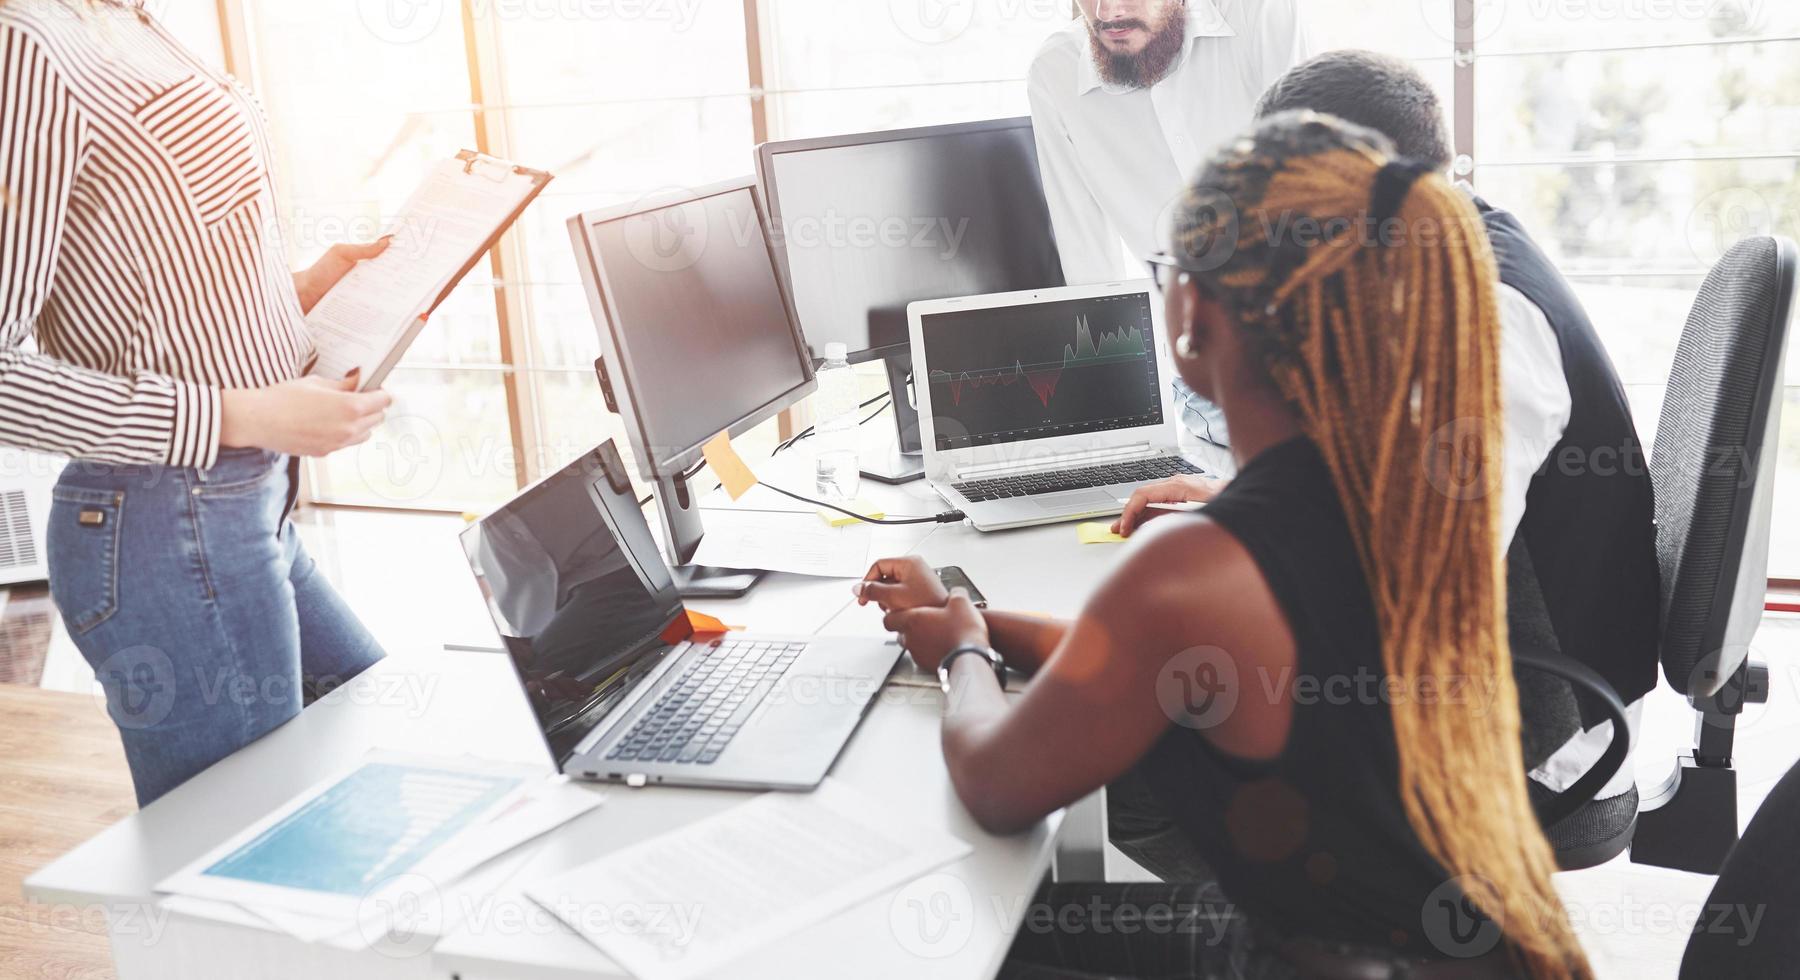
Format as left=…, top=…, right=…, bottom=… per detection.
left=1174, top=112, right=1588, bottom=978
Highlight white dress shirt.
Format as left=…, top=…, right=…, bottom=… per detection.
left=1027, top=0, right=1312, bottom=286
left=1495, top=278, right=1642, bottom=802
left=1495, top=282, right=1573, bottom=547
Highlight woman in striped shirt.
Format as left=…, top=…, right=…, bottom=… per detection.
left=2, top=0, right=396, bottom=805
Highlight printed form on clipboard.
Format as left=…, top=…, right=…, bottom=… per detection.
left=305, top=151, right=552, bottom=390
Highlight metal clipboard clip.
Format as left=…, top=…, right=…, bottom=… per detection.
left=457, top=150, right=521, bottom=184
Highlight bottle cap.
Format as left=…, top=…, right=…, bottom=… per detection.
left=823, top=342, right=849, bottom=362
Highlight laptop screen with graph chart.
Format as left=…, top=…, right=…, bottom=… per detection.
left=919, top=291, right=1166, bottom=451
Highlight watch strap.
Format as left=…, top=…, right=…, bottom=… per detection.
left=939, top=645, right=1004, bottom=694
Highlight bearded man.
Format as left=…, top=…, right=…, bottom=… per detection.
left=1029, top=1, right=1310, bottom=448
left=1029, top=0, right=1310, bottom=285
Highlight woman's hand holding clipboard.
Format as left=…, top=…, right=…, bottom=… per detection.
left=304, top=151, right=553, bottom=391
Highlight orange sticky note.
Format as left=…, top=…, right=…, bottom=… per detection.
left=661, top=610, right=744, bottom=644
left=701, top=431, right=757, bottom=501
left=685, top=610, right=743, bottom=635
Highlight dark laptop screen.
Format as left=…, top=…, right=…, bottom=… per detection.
left=919, top=290, right=1165, bottom=451
left=461, top=442, right=687, bottom=766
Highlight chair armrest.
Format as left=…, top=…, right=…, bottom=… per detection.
left=1512, top=645, right=1633, bottom=827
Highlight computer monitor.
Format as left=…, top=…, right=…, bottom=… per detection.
left=569, top=177, right=815, bottom=597
left=756, top=117, right=1065, bottom=482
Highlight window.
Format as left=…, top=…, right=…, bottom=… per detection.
left=174, top=2, right=1797, bottom=577
left=759, top=0, right=1069, bottom=138
left=484, top=2, right=759, bottom=492
left=236, top=2, right=514, bottom=509
left=1466, top=1, right=1800, bottom=576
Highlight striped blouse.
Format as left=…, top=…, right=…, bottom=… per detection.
left=0, top=0, right=312, bottom=469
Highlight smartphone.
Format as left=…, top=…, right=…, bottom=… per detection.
left=935, top=566, right=989, bottom=608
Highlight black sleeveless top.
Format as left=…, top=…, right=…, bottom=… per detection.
left=1140, top=437, right=1464, bottom=956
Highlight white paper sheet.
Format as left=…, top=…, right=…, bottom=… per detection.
left=690, top=512, right=873, bottom=578
left=307, top=155, right=544, bottom=388
left=254, top=842, right=540, bottom=955
left=525, top=779, right=971, bottom=980
left=155, top=752, right=545, bottom=921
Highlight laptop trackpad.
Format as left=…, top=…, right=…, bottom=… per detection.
left=1032, top=490, right=1114, bottom=511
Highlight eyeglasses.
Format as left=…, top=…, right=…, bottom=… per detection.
left=1144, top=252, right=1187, bottom=293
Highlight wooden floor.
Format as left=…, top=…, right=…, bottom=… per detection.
left=0, top=685, right=135, bottom=980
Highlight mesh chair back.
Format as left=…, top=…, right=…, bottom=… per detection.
left=1651, top=237, right=1795, bottom=697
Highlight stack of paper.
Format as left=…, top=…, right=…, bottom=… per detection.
left=155, top=751, right=601, bottom=954
left=691, top=511, right=874, bottom=578
left=526, top=779, right=971, bottom=980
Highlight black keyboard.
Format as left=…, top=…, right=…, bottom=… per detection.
left=953, top=456, right=1203, bottom=503
left=604, top=639, right=805, bottom=766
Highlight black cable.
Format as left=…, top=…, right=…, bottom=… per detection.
left=638, top=395, right=904, bottom=508
left=755, top=481, right=963, bottom=526
left=857, top=398, right=892, bottom=426
left=637, top=461, right=713, bottom=507
left=773, top=392, right=892, bottom=456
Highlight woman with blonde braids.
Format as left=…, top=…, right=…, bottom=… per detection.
left=857, top=111, right=1590, bottom=979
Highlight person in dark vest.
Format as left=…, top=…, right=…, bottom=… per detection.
left=1110, top=49, right=1661, bottom=876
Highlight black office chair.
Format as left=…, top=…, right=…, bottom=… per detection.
left=1511, top=237, right=1795, bottom=875
left=1629, top=236, right=1796, bottom=874
left=1504, top=536, right=1638, bottom=870
left=1512, top=631, right=1636, bottom=869
left=1679, top=757, right=1800, bottom=978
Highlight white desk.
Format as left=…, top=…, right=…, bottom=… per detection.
left=26, top=455, right=1129, bottom=980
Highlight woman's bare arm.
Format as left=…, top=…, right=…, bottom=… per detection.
left=980, top=611, right=1070, bottom=675
left=939, top=518, right=1298, bottom=834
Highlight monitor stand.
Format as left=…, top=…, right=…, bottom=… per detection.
left=656, top=471, right=763, bottom=599
left=864, top=355, right=926, bottom=485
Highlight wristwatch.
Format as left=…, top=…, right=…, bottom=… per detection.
left=938, top=645, right=1006, bottom=695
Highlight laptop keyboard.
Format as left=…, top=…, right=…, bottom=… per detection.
left=605, top=639, right=806, bottom=766
left=952, top=456, right=1203, bottom=503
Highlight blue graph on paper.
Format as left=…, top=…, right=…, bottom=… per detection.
left=202, top=763, right=522, bottom=896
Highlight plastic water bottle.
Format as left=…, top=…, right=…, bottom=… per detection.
left=813, top=343, right=862, bottom=502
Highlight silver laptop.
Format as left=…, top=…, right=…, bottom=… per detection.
left=461, top=441, right=902, bottom=791
left=908, top=280, right=1209, bottom=532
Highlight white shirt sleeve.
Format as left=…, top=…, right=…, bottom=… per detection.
left=1027, top=68, right=1132, bottom=286
left=1496, top=283, right=1573, bottom=548
left=1235, top=0, right=1314, bottom=99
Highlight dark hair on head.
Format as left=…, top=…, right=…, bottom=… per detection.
left=1255, top=50, right=1453, bottom=170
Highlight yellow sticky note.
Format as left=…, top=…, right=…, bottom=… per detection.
left=1077, top=522, right=1128, bottom=545
left=701, top=431, right=757, bottom=501
left=817, top=500, right=886, bottom=527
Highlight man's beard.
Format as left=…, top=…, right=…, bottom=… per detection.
left=1089, top=3, right=1189, bottom=89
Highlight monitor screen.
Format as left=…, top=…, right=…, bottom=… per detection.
left=461, top=444, right=686, bottom=766
left=584, top=183, right=813, bottom=474
left=920, top=291, right=1165, bottom=451
left=760, top=118, right=1065, bottom=362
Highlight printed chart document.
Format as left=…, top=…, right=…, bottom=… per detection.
left=690, top=511, right=873, bottom=578
left=307, top=151, right=551, bottom=389
left=156, top=753, right=546, bottom=921
left=526, top=779, right=971, bottom=980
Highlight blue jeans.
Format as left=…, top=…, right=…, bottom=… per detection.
left=1173, top=378, right=1231, bottom=449
left=47, top=448, right=385, bottom=806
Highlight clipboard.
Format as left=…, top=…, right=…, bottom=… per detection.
left=305, top=150, right=554, bottom=391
